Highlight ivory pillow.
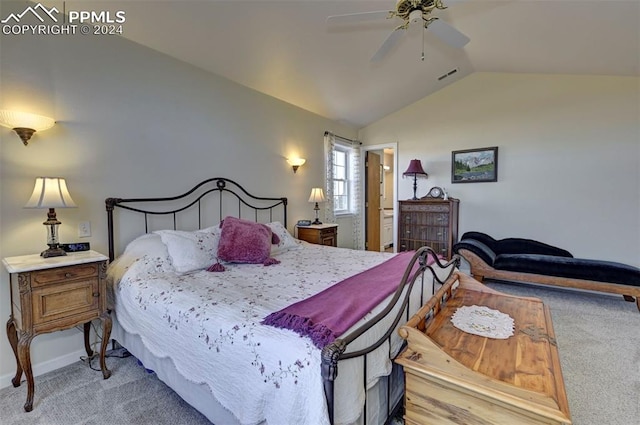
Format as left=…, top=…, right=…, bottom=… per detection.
left=155, top=226, right=221, bottom=273
left=267, top=221, right=302, bottom=255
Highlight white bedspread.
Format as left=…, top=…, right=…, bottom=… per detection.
left=110, top=243, right=397, bottom=425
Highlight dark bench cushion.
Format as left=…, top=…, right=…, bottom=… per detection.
left=495, top=239, right=573, bottom=258
left=459, top=231, right=573, bottom=258
left=453, top=239, right=496, bottom=266
left=494, top=254, right=640, bottom=287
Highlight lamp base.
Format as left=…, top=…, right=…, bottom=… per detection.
left=41, top=245, right=67, bottom=258
left=312, top=203, right=322, bottom=225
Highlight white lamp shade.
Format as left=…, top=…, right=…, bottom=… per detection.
left=0, top=110, right=55, bottom=131
left=287, top=158, right=306, bottom=167
left=308, top=188, right=325, bottom=203
left=25, top=177, right=77, bottom=209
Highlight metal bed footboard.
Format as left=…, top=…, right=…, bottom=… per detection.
left=321, top=247, right=460, bottom=424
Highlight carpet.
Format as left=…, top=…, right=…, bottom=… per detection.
left=1, top=280, right=638, bottom=425
left=484, top=280, right=640, bottom=425
left=0, top=354, right=210, bottom=425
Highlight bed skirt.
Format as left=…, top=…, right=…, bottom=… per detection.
left=111, top=316, right=404, bottom=425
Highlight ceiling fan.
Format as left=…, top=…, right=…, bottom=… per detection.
left=327, top=0, right=470, bottom=62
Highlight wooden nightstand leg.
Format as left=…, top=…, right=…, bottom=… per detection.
left=6, top=317, right=23, bottom=387
left=99, top=312, right=112, bottom=379
left=83, top=322, right=94, bottom=357
left=17, top=333, right=35, bottom=412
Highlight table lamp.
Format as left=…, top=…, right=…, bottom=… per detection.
left=402, top=159, right=428, bottom=200
left=308, top=188, right=325, bottom=225
left=24, top=177, right=77, bottom=257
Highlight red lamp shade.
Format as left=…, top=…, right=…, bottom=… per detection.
left=403, top=159, right=428, bottom=177
left=403, top=159, right=428, bottom=200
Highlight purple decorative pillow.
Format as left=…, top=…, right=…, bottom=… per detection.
left=217, top=216, right=278, bottom=264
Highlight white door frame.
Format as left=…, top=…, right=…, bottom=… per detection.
left=360, top=142, right=398, bottom=252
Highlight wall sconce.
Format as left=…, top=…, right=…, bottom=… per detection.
left=287, top=158, right=306, bottom=173
left=308, top=188, right=325, bottom=225
left=24, top=177, right=77, bottom=257
left=0, top=110, right=56, bottom=146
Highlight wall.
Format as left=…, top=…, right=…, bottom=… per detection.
left=359, top=72, right=640, bottom=267
left=0, top=13, right=356, bottom=380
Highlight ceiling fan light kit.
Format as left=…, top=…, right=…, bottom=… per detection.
left=409, top=9, right=423, bottom=25
left=327, top=0, right=469, bottom=62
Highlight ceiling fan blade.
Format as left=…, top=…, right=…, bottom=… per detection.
left=371, top=28, right=405, bottom=62
left=327, top=10, right=392, bottom=25
left=427, top=19, right=470, bottom=48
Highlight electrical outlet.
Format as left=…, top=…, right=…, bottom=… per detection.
left=78, top=221, right=91, bottom=238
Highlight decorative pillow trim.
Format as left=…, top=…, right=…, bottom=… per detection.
left=207, top=261, right=226, bottom=272
left=263, top=257, right=281, bottom=266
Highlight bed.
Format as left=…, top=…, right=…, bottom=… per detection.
left=105, top=177, right=459, bottom=425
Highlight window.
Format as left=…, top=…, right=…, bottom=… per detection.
left=325, top=131, right=361, bottom=224
left=332, top=145, right=350, bottom=214
left=324, top=131, right=363, bottom=247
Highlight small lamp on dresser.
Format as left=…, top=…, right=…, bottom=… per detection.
left=24, top=177, right=77, bottom=257
left=402, top=159, right=428, bottom=200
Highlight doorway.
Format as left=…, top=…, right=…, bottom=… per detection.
left=362, top=143, right=398, bottom=252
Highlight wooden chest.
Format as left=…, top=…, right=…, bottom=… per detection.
left=396, top=272, right=571, bottom=425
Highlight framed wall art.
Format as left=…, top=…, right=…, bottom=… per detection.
left=451, top=146, right=498, bottom=183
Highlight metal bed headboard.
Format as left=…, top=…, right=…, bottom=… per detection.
left=105, top=177, right=287, bottom=261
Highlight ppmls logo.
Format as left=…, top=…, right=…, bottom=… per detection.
left=2, top=2, right=126, bottom=36
left=1, top=3, right=59, bottom=24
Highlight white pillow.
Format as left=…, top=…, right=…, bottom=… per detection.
left=108, top=233, right=174, bottom=284
left=154, top=226, right=221, bottom=273
left=122, top=233, right=170, bottom=259
left=267, top=221, right=302, bottom=255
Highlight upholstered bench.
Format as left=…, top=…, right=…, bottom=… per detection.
left=453, top=232, right=640, bottom=311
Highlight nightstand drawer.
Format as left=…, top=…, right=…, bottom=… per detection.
left=32, top=264, right=99, bottom=288
left=31, top=279, right=100, bottom=329
left=319, top=227, right=337, bottom=237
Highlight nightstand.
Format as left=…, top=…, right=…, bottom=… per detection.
left=296, top=224, right=338, bottom=247
left=3, top=250, right=112, bottom=412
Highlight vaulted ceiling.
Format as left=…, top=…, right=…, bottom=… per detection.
left=52, top=1, right=640, bottom=127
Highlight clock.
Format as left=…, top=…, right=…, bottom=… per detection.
left=425, top=186, right=444, bottom=199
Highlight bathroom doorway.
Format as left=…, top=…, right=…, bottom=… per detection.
left=362, top=143, right=397, bottom=252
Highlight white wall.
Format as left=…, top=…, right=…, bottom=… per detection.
left=0, top=24, right=356, bottom=379
left=359, top=72, right=640, bottom=267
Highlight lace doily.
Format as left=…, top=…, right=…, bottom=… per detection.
left=451, top=305, right=514, bottom=339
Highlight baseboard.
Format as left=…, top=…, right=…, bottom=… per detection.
left=0, top=348, right=86, bottom=390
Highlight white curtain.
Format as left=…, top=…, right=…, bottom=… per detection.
left=324, top=132, right=336, bottom=225
left=324, top=131, right=363, bottom=250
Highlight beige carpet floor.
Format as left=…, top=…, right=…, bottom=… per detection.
left=1, top=279, right=638, bottom=424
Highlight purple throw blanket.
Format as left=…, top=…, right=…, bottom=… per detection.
left=262, top=251, right=436, bottom=348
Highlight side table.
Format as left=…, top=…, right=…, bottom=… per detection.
left=3, top=250, right=112, bottom=412
left=296, top=224, right=338, bottom=247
